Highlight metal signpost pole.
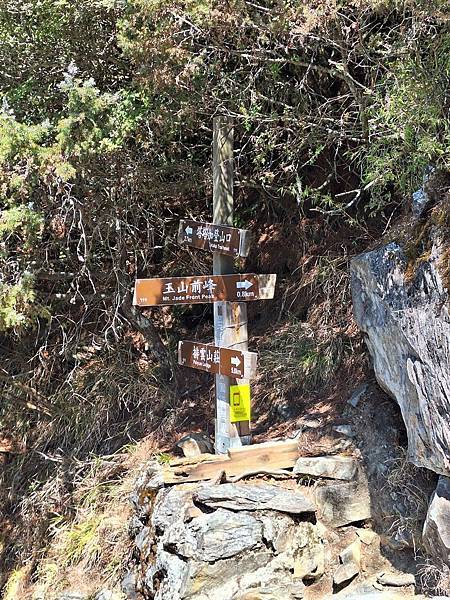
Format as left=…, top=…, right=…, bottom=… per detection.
left=212, top=116, right=251, bottom=453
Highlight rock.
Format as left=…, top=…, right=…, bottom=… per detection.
left=333, top=540, right=361, bottom=587
left=173, top=508, right=264, bottom=561
left=95, top=592, right=120, bottom=600
left=128, top=515, right=144, bottom=538
left=333, top=562, right=359, bottom=587
left=235, top=580, right=305, bottom=600
left=340, top=539, right=361, bottom=567
left=348, top=384, right=368, bottom=408
left=316, top=480, right=371, bottom=527
left=130, top=460, right=164, bottom=518
left=183, top=548, right=274, bottom=599
left=412, top=187, right=429, bottom=218
left=333, top=425, right=355, bottom=438
left=384, top=527, right=415, bottom=551
left=351, top=241, right=450, bottom=476
left=411, top=167, right=450, bottom=218
left=134, top=526, right=152, bottom=559
left=292, top=522, right=325, bottom=581
left=294, top=456, right=358, bottom=481
left=144, top=549, right=189, bottom=600
left=57, top=594, right=86, bottom=600
left=326, top=577, right=416, bottom=598
left=301, top=418, right=321, bottom=429
left=422, top=475, right=450, bottom=565
left=328, top=592, right=408, bottom=599
left=151, top=487, right=197, bottom=531
left=355, top=528, right=377, bottom=545
left=194, top=483, right=316, bottom=515
left=259, top=512, right=297, bottom=553
left=376, top=572, right=415, bottom=587
left=175, top=432, right=213, bottom=457
left=121, top=571, right=138, bottom=599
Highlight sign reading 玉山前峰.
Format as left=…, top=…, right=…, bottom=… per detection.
left=178, top=220, right=251, bottom=258
left=178, top=340, right=257, bottom=379
left=133, top=273, right=276, bottom=307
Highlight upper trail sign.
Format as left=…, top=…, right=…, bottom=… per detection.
left=134, top=273, right=276, bottom=307
left=178, top=219, right=251, bottom=258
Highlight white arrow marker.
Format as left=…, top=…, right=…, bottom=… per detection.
left=230, top=355, right=242, bottom=368
left=236, top=280, right=253, bottom=290
left=185, top=226, right=193, bottom=236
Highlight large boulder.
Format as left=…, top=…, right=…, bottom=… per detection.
left=350, top=240, right=450, bottom=477
left=423, top=475, right=450, bottom=565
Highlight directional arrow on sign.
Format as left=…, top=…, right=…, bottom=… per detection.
left=185, top=226, right=193, bottom=236
left=236, top=280, right=253, bottom=290
left=231, top=355, right=242, bottom=368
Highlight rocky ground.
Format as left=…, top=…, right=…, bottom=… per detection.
left=118, top=380, right=445, bottom=600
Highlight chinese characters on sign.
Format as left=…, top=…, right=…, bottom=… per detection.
left=178, top=220, right=251, bottom=258
left=178, top=341, right=257, bottom=379
left=134, top=274, right=276, bottom=307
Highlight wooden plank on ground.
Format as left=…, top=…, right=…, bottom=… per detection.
left=164, top=439, right=299, bottom=484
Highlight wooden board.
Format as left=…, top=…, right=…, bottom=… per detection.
left=164, top=439, right=299, bottom=484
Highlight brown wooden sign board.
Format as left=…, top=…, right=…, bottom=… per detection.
left=133, top=273, right=276, bottom=307
left=178, top=219, right=251, bottom=258
left=178, top=340, right=257, bottom=379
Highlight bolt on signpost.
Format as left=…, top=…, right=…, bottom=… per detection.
left=133, top=117, right=276, bottom=454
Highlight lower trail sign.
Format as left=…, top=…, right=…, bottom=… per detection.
left=178, top=341, right=257, bottom=379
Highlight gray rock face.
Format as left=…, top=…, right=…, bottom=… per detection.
left=172, top=509, right=264, bottom=561
left=294, top=456, right=358, bottom=481
left=194, top=482, right=315, bottom=514
left=423, top=475, right=450, bottom=565
left=351, top=241, right=450, bottom=476
left=136, top=481, right=320, bottom=600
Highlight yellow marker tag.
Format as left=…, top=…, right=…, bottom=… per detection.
left=230, top=384, right=251, bottom=423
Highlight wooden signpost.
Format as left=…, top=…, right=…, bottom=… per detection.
left=133, top=116, right=276, bottom=454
